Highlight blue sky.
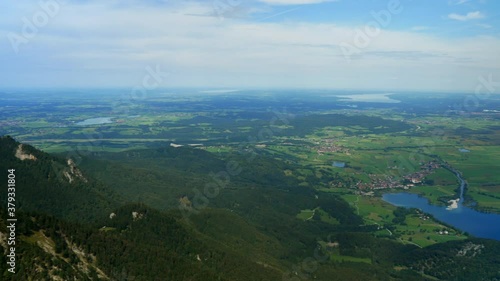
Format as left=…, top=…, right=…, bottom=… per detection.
left=1, top=0, right=499, bottom=92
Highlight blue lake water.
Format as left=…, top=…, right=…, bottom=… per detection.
left=76, top=117, right=113, bottom=126
left=382, top=193, right=500, bottom=241
left=332, top=161, right=346, bottom=168
left=336, top=93, right=400, bottom=103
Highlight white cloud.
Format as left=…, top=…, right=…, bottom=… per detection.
left=257, top=0, right=335, bottom=5
left=477, top=23, right=492, bottom=29
left=448, top=11, right=485, bottom=21
left=411, top=26, right=430, bottom=31
left=0, top=0, right=499, bottom=92
left=449, top=0, right=471, bottom=5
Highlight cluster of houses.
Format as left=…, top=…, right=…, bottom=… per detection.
left=416, top=210, right=430, bottom=221
left=403, top=160, right=441, bottom=184
left=355, top=175, right=404, bottom=190
left=316, top=138, right=347, bottom=154
left=0, top=120, right=23, bottom=127
left=346, top=160, right=441, bottom=191
left=418, top=214, right=430, bottom=221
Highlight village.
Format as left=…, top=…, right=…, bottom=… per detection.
left=315, top=138, right=347, bottom=154
left=350, top=160, right=442, bottom=191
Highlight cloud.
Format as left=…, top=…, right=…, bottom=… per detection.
left=0, top=0, right=499, bottom=92
left=360, top=51, right=451, bottom=60
left=257, top=0, right=335, bottom=5
left=256, top=7, right=301, bottom=20
left=449, top=0, right=471, bottom=5
left=477, top=23, right=492, bottom=29
left=411, top=26, right=430, bottom=31
left=448, top=11, right=485, bottom=21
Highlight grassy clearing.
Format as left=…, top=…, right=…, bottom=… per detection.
left=329, top=188, right=468, bottom=247
left=296, top=209, right=315, bottom=221
left=437, top=146, right=500, bottom=187
left=425, top=168, right=458, bottom=186
left=296, top=208, right=340, bottom=225
left=396, top=215, right=467, bottom=247
left=316, top=208, right=340, bottom=225
left=433, top=145, right=500, bottom=212
left=405, top=185, right=457, bottom=206
left=466, top=191, right=500, bottom=211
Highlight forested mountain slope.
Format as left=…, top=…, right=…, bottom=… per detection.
left=1, top=136, right=499, bottom=281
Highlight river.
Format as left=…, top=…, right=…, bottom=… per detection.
left=445, top=165, right=466, bottom=202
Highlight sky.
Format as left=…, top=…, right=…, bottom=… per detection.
left=1, top=0, right=500, bottom=92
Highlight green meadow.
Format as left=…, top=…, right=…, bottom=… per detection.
left=320, top=188, right=468, bottom=248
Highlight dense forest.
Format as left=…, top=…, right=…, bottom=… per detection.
left=1, top=136, right=500, bottom=280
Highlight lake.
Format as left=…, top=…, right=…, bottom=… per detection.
left=332, top=161, right=346, bottom=168
left=336, top=93, right=400, bottom=103
left=383, top=193, right=500, bottom=241
left=76, top=117, right=113, bottom=126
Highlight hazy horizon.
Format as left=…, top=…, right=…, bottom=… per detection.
left=0, top=87, right=497, bottom=95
